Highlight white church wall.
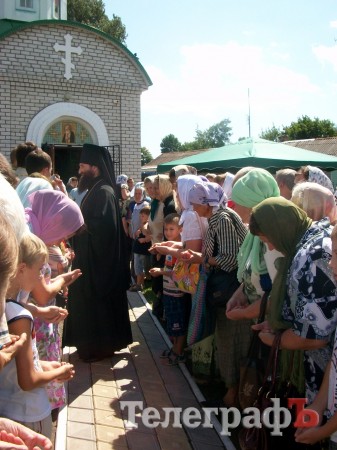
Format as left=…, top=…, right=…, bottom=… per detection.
left=0, top=22, right=150, bottom=180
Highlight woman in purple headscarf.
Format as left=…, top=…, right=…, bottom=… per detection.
left=24, top=190, right=84, bottom=416
left=182, top=180, right=249, bottom=406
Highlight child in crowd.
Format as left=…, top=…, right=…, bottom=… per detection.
left=0, top=232, right=75, bottom=439
left=128, top=186, right=149, bottom=288
left=0, top=195, right=53, bottom=449
left=129, top=206, right=152, bottom=292
left=295, top=224, right=337, bottom=448
left=149, top=213, right=187, bottom=365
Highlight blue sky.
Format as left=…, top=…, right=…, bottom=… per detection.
left=104, top=0, right=337, bottom=157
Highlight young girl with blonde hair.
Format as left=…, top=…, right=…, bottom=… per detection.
left=0, top=232, right=75, bottom=439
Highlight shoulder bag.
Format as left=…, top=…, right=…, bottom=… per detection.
left=172, top=260, right=200, bottom=294
left=238, top=331, right=282, bottom=450
left=238, top=291, right=270, bottom=410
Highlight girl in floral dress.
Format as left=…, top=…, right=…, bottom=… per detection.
left=23, top=190, right=84, bottom=416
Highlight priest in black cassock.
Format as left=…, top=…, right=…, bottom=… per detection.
left=63, top=143, right=132, bottom=362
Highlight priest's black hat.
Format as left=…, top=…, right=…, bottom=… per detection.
left=80, top=143, right=116, bottom=188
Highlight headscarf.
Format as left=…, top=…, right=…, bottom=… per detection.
left=0, top=174, right=27, bottom=242
left=156, top=174, right=173, bottom=201
left=25, top=190, right=84, bottom=245
left=250, top=197, right=312, bottom=331
left=80, top=143, right=116, bottom=188
left=291, top=181, right=337, bottom=223
left=144, top=175, right=159, bottom=220
left=251, top=197, right=312, bottom=392
left=134, top=185, right=147, bottom=203
left=135, top=181, right=145, bottom=190
left=232, top=168, right=280, bottom=208
left=116, top=174, right=128, bottom=185
left=177, top=175, right=204, bottom=224
left=16, top=176, right=53, bottom=208
left=307, top=165, right=334, bottom=193
left=171, top=164, right=197, bottom=178
left=188, top=180, right=227, bottom=213
left=232, top=168, right=280, bottom=281
left=223, top=172, right=235, bottom=200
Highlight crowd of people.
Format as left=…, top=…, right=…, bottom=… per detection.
left=2, top=139, right=337, bottom=448
left=117, top=164, right=337, bottom=449
left=0, top=141, right=132, bottom=448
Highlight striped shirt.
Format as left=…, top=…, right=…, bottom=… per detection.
left=204, top=207, right=247, bottom=272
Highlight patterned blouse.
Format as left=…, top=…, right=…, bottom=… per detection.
left=282, top=218, right=337, bottom=402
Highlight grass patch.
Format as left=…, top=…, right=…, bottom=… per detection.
left=142, top=280, right=156, bottom=306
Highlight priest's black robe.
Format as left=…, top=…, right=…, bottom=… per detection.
left=63, top=178, right=132, bottom=360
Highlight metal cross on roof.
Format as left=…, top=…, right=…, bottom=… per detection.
left=54, top=34, right=83, bottom=80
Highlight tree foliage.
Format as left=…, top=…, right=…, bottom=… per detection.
left=160, top=134, right=181, bottom=153
left=260, top=125, right=282, bottom=141
left=260, top=116, right=337, bottom=141
left=284, top=115, right=337, bottom=140
left=141, top=147, right=153, bottom=165
left=195, top=119, right=232, bottom=149
left=179, top=119, right=232, bottom=151
left=180, top=140, right=203, bottom=151
left=67, top=0, right=127, bottom=43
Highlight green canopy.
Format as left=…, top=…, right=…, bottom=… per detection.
left=157, top=138, right=337, bottom=173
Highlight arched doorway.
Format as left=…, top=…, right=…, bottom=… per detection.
left=26, top=102, right=110, bottom=181
left=42, top=119, right=94, bottom=181
left=41, top=144, right=82, bottom=183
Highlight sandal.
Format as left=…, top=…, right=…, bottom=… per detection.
left=166, top=351, right=186, bottom=366
left=160, top=348, right=172, bottom=359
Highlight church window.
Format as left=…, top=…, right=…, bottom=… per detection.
left=54, top=0, right=60, bottom=18
left=18, top=0, right=34, bottom=9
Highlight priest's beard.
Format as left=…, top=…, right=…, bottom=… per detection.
left=78, top=172, right=98, bottom=193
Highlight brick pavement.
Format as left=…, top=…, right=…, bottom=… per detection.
left=56, top=292, right=235, bottom=450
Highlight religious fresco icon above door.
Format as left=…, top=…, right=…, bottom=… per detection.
left=43, top=120, right=93, bottom=145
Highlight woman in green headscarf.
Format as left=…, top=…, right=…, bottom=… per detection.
left=250, top=197, right=337, bottom=400
left=226, top=168, right=281, bottom=321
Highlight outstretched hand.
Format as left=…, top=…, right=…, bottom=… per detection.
left=226, top=284, right=247, bottom=313
left=0, top=333, right=27, bottom=370
left=55, top=269, right=82, bottom=289
left=251, top=320, right=276, bottom=346
left=179, top=249, right=202, bottom=264
left=149, top=267, right=163, bottom=278
left=0, top=417, right=52, bottom=449
left=40, top=306, right=68, bottom=324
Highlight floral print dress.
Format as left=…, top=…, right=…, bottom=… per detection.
left=19, top=253, right=68, bottom=410
left=34, top=262, right=66, bottom=410
left=282, top=218, right=337, bottom=403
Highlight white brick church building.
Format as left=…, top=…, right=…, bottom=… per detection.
left=0, top=0, right=152, bottom=180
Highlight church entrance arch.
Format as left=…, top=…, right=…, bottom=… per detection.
left=26, top=102, right=110, bottom=181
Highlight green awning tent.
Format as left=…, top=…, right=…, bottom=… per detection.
left=157, top=138, right=337, bottom=173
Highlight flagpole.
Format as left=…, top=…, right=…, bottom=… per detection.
left=248, top=88, right=251, bottom=138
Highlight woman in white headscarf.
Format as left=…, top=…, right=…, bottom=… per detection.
left=150, top=175, right=208, bottom=362
left=152, top=174, right=208, bottom=256
left=295, top=165, right=334, bottom=193
left=215, top=172, right=235, bottom=209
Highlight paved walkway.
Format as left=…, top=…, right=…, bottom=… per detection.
left=56, top=292, right=235, bottom=450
